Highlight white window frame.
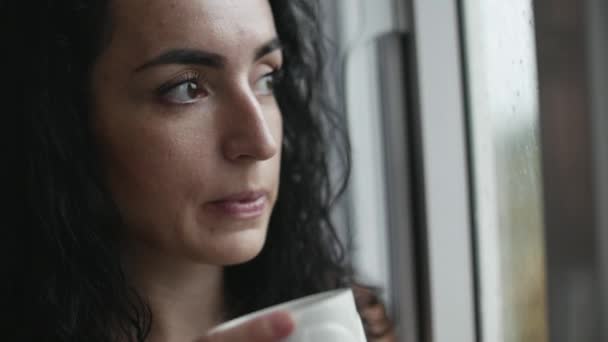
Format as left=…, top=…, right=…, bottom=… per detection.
left=408, top=1, right=478, bottom=341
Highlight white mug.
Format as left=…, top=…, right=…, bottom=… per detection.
left=210, top=288, right=367, bottom=342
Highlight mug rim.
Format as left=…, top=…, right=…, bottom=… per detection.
left=209, top=288, right=354, bottom=333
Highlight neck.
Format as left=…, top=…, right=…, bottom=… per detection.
left=123, top=243, right=224, bottom=342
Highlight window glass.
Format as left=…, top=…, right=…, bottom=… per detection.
left=461, top=1, right=548, bottom=341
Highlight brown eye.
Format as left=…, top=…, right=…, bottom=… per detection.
left=162, top=80, right=207, bottom=104
left=254, top=70, right=280, bottom=96
left=157, top=71, right=209, bottom=105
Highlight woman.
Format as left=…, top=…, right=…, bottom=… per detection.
left=2, top=0, right=395, bottom=341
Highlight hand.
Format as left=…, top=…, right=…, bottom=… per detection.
left=197, top=311, right=295, bottom=342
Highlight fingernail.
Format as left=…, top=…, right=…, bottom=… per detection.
left=269, top=312, right=294, bottom=338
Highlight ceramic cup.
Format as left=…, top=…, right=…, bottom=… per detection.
left=209, top=288, right=367, bottom=342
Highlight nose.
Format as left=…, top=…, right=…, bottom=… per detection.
left=220, top=85, right=280, bottom=162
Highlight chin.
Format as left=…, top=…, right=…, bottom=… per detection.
left=218, top=240, right=266, bottom=266
left=188, top=227, right=268, bottom=266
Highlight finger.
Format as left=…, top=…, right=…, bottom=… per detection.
left=201, top=311, right=295, bottom=342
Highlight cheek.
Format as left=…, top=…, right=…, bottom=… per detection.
left=273, top=110, right=284, bottom=155
left=270, top=107, right=284, bottom=185
left=94, top=112, right=219, bottom=237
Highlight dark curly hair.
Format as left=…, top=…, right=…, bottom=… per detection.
left=1, top=0, right=353, bottom=341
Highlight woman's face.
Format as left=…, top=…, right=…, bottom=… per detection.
left=91, top=0, right=283, bottom=265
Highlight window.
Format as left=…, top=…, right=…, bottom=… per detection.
left=461, top=0, right=548, bottom=341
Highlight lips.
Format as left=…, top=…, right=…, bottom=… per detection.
left=208, top=191, right=268, bottom=219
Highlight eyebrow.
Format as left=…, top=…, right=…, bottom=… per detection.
left=134, top=37, right=282, bottom=73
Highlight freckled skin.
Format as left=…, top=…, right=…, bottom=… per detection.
left=91, top=0, right=283, bottom=265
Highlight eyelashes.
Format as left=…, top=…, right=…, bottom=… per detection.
left=155, top=66, right=283, bottom=105
left=156, top=71, right=207, bottom=104
left=254, top=68, right=283, bottom=95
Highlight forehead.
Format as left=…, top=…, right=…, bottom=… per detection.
left=108, top=0, right=277, bottom=64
